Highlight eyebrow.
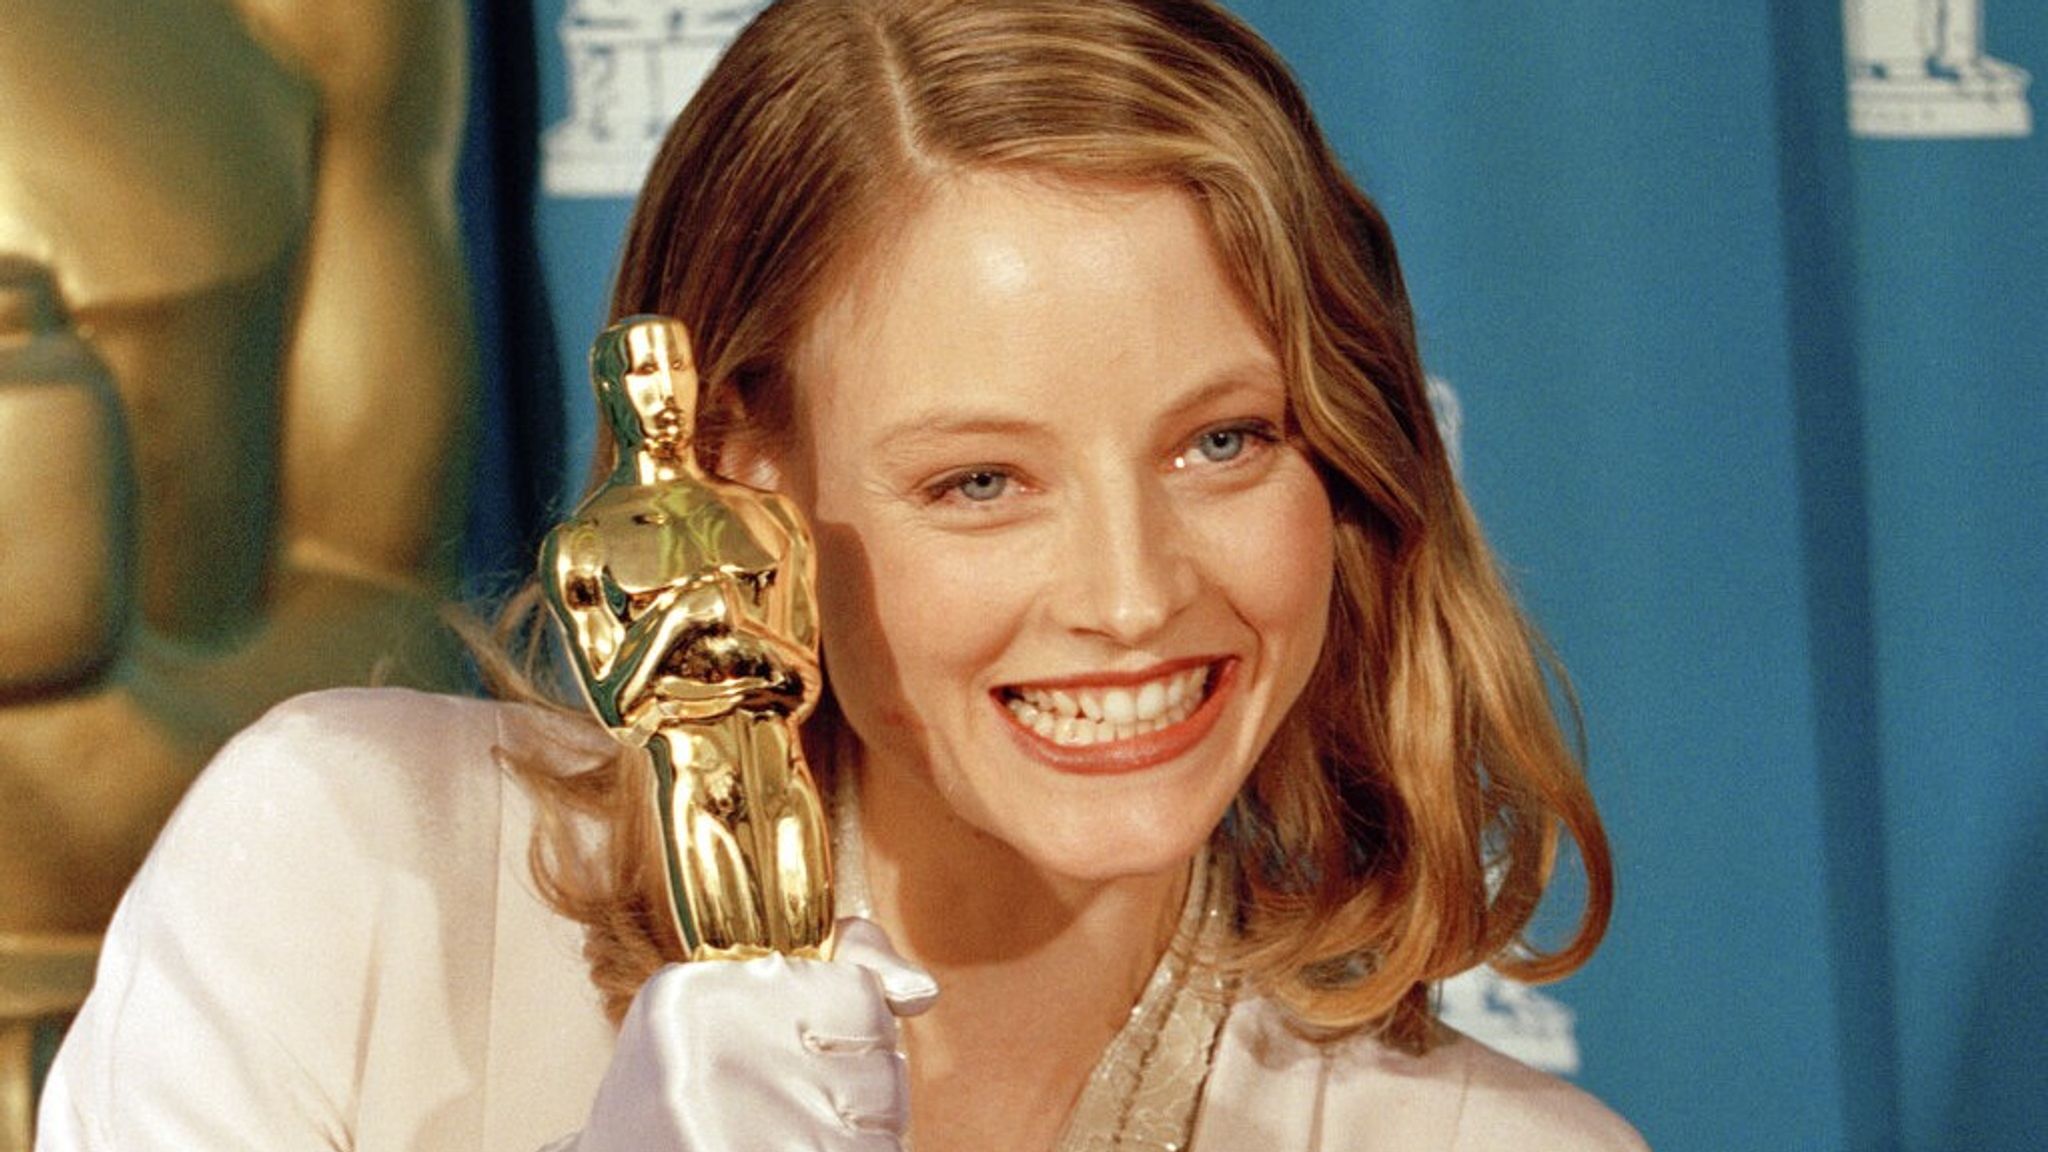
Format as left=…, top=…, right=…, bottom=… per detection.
left=869, top=359, right=1286, bottom=463
left=870, top=411, right=1043, bottom=469
left=1169, top=362, right=1287, bottom=415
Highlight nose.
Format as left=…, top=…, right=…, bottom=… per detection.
left=1050, top=473, right=1199, bottom=645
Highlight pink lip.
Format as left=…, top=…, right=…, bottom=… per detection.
left=992, top=658, right=1237, bottom=776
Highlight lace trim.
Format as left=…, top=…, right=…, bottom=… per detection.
left=1054, top=853, right=1233, bottom=1152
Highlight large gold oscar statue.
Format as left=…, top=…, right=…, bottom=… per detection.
left=543, top=317, right=833, bottom=963
left=0, top=2, right=474, bottom=1144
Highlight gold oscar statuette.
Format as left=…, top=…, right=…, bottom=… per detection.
left=541, top=316, right=833, bottom=962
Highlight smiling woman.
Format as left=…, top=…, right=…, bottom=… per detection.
left=38, top=2, right=1642, bottom=1151
left=788, top=176, right=1336, bottom=906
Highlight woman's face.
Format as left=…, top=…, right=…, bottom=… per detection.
left=781, top=173, right=1334, bottom=884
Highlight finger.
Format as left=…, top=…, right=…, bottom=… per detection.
left=832, top=917, right=940, bottom=1017
left=821, top=1047, right=912, bottom=1138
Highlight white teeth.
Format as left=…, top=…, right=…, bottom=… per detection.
left=1135, top=680, right=1166, bottom=722
left=1005, top=665, right=1214, bottom=746
left=1102, top=689, right=1136, bottom=725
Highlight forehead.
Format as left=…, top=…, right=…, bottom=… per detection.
left=789, top=172, right=1276, bottom=435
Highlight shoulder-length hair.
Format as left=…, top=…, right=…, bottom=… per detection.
left=495, top=0, right=1612, bottom=1051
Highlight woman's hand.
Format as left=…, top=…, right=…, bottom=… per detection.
left=558, top=918, right=937, bottom=1151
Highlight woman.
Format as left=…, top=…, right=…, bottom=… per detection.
left=40, top=1, right=1645, bottom=1149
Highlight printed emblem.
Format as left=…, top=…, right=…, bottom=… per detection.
left=1438, top=966, right=1585, bottom=1075
left=544, top=1, right=772, bottom=196
left=1846, top=0, right=2034, bottom=137
left=1426, top=376, right=1464, bottom=476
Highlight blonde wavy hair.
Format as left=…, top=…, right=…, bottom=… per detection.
left=482, top=0, right=1613, bottom=1053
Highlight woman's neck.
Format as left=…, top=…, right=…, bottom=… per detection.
left=854, top=755, right=1193, bottom=1152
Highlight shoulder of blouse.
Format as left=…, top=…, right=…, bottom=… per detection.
left=37, top=687, right=612, bottom=1151
left=125, top=687, right=518, bottom=898
left=183, top=685, right=614, bottom=821
left=1196, top=995, right=1648, bottom=1152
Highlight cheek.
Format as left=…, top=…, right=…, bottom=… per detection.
left=809, top=518, right=908, bottom=731
left=1219, top=468, right=1337, bottom=655
left=811, top=515, right=1037, bottom=738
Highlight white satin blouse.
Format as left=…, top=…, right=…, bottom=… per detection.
left=37, top=688, right=1645, bottom=1151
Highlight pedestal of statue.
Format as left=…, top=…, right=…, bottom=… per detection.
left=1846, top=0, right=2034, bottom=137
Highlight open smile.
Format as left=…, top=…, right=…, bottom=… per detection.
left=993, top=658, right=1236, bottom=775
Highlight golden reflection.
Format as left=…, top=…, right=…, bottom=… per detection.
left=1, top=4, right=474, bottom=1141
left=544, top=317, right=833, bottom=962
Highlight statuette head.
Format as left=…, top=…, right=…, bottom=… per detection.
left=593, top=315, right=698, bottom=458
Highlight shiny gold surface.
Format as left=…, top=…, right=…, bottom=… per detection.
left=3, top=4, right=473, bottom=1141
left=0, top=0, right=474, bottom=942
left=0, top=1021, right=32, bottom=1152
left=0, top=264, right=132, bottom=698
left=544, top=317, right=833, bottom=962
left=0, top=934, right=94, bottom=1152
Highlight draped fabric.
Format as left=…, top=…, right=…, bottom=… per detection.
left=462, top=3, right=2048, bottom=1149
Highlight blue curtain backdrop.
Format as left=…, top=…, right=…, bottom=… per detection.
left=463, top=3, right=2048, bottom=1149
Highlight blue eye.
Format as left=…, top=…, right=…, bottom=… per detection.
left=952, top=470, right=1008, bottom=502
left=1173, top=420, right=1281, bottom=473
left=1193, top=428, right=1247, bottom=463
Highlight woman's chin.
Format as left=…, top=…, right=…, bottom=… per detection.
left=999, top=810, right=1218, bottom=890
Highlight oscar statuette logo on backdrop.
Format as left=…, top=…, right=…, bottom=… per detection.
left=544, top=0, right=773, bottom=196
left=1846, top=0, right=2035, bottom=137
